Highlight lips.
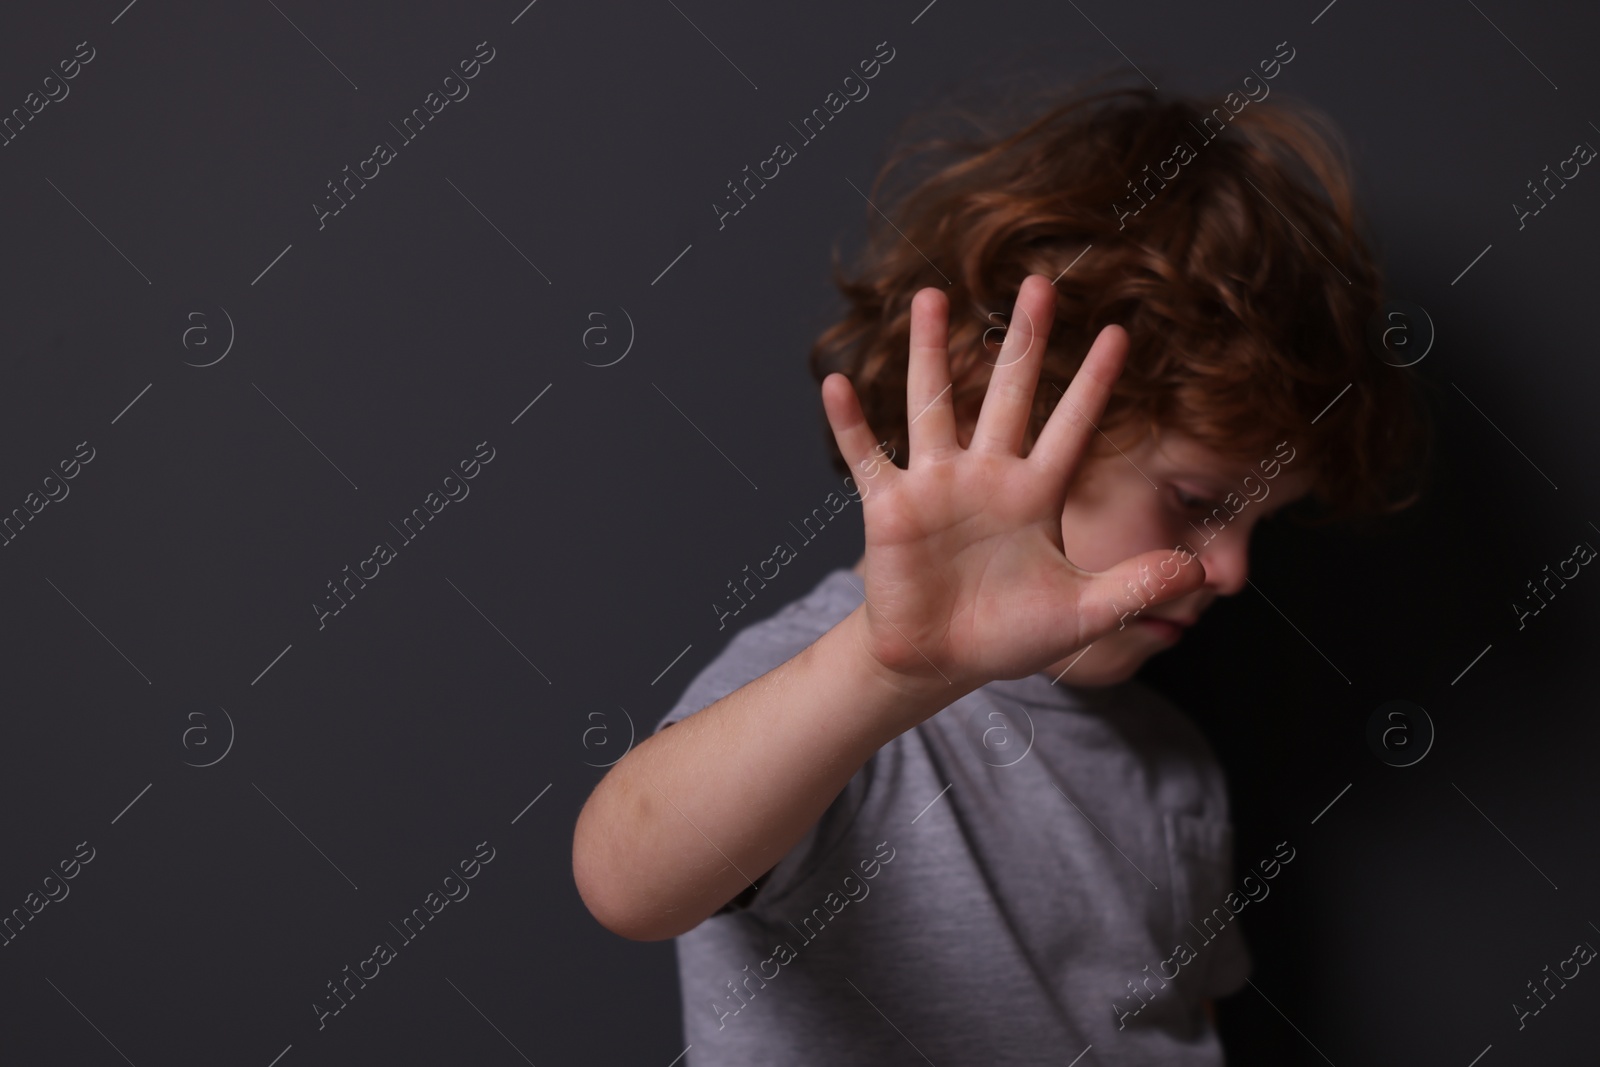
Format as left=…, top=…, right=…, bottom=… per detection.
left=1134, top=610, right=1203, bottom=644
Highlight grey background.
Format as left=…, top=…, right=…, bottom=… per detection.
left=0, top=0, right=1595, bottom=1063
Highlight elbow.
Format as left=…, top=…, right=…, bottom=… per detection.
left=571, top=798, right=683, bottom=942
left=573, top=873, right=684, bottom=942
left=573, top=863, right=671, bottom=942
left=579, top=895, right=671, bottom=943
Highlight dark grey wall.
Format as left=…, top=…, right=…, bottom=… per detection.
left=0, top=1, right=1594, bottom=1063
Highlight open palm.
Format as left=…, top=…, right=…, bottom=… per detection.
left=820, top=273, right=1207, bottom=694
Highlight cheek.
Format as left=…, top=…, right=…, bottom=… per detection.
left=1059, top=495, right=1175, bottom=572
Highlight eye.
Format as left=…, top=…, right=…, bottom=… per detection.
left=1171, top=486, right=1216, bottom=513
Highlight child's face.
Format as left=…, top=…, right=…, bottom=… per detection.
left=848, top=417, right=1316, bottom=688
left=1040, top=424, right=1316, bottom=686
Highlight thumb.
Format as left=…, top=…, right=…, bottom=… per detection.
left=1072, top=545, right=1208, bottom=642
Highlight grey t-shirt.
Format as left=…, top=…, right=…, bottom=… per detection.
left=653, top=567, right=1251, bottom=1066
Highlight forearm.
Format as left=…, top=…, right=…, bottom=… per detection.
left=572, top=604, right=964, bottom=941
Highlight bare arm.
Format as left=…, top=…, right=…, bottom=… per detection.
left=572, top=276, right=1206, bottom=942
left=571, top=604, right=960, bottom=942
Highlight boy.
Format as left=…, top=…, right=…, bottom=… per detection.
left=572, top=83, right=1428, bottom=1064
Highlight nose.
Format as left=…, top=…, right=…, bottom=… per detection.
left=1197, top=535, right=1250, bottom=597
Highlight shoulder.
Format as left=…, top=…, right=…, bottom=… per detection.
left=652, top=568, right=861, bottom=734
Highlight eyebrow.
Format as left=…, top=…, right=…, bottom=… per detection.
left=1167, top=467, right=1307, bottom=509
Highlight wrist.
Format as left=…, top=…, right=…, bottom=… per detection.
left=825, top=605, right=980, bottom=739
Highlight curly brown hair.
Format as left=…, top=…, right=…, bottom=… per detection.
left=808, top=75, right=1433, bottom=526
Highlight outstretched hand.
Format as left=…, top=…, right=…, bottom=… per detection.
left=820, top=273, right=1207, bottom=696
